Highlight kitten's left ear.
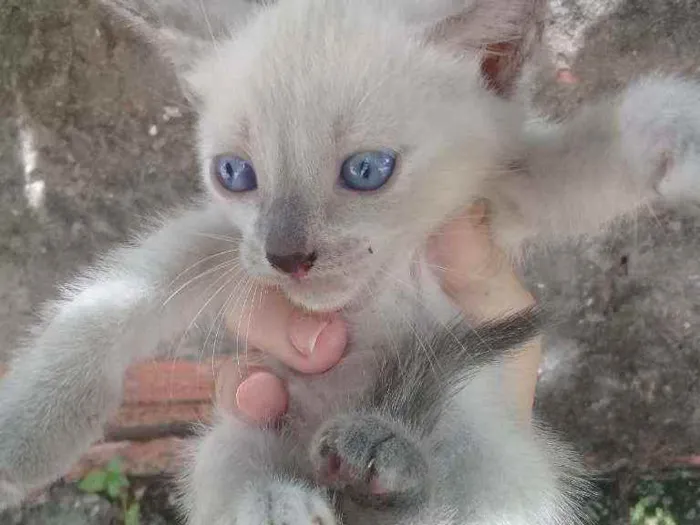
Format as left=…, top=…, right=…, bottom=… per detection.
left=400, top=0, right=545, bottom=97
left=99, top=0, right=261, bottom=96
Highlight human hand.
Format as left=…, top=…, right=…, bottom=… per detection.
left=427, top=201, right=535, bottom=319
left=427, top=201, right=539, bottom=418
left=216, top=291, right=347, bottom=424
left=217, top=202, right=538, bottom=425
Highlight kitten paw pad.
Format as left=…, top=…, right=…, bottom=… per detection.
left=310, top=414, right=428, bottom=509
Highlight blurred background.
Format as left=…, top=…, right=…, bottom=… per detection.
left=0, top=0, right=699, bottom=523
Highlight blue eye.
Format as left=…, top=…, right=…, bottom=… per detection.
left=340, top=149, right=397, bottom=191
left=213, top=155, right=257, bottom=192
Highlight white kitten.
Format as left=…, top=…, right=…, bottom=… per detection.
left=1, top=1, right=699, bottom=524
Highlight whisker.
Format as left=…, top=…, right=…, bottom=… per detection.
left=405, top=313, right=441, bottom=378
left=167, top=249, right=239, bottom=289
left=163, top=259, right=240, bottom=306
left=421, top=262, right=505, bottom=286
left=199, top=270, right=245, bottom=367
left=178, top=266, right=245, bottom=355
left=207, top=271, right=252, bottom=369
left=192, top=232, right=241, bottom=244
left=422, top=263, right=467, bottom=275
left=363, top=281, right=402, bottom=373
left=370, top=268, right=443, bottom=374
left=202, top=272, right=240, bottom=367
left=233, top=278, right=256, bottom=368
left=241, top=282, right=262, bottom=373
left=206, top=274, right=246, bottom=379
left=374, top=265, right=495, bottom=361
left=164, top=264, right=244, bottom=391
left=197, top=0, right=220, bottom=52
left=213, top=270, right=256, bottom=364
left=164, top=263, right=240, bottom=359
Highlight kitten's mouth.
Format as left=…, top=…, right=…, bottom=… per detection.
left=280, top=272, right=369, bottom=313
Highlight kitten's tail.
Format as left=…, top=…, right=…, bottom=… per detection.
left=364, top=305, right=544, bottom=430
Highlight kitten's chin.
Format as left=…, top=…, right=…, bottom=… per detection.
left=282, top=277, right=366, bottom=313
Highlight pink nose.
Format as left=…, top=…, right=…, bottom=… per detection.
left=266, top=251, right=317, bottom=277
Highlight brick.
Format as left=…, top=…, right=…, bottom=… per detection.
left=0, top=359, right=226, bottom=479
left=122, top=359, right=223, bottom=405
left=66, top=438, right=187, bottom=481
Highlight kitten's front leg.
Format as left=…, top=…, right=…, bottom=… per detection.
left=489, top=76, right=700, bottom=251
left=308, top=394, right=585, bottom=525
left=309, top=411, right=430, bottom=520
left=0, top=203, right=243, bottom=507
left=183, top=413, right=339, bottom=525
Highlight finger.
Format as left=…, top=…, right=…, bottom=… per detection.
left=427, top=204, right=534, bottom=319
left=225, top=289, right=347, bottom=374
left=216, top=361, right=288, bottom=425
left=426, top=202, right=506, bottom=291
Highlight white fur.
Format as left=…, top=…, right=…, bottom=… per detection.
left=1, top=0, right=699, bottom=524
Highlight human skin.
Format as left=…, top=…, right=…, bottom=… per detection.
left=217, top=202, right=539, bottom=424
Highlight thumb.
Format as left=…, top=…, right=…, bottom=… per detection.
left=215, top=360, right=288, bottom=425
left=225, top=288, right=347, bottom=374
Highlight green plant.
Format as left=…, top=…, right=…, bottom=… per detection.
left=631, top=495, right=678, bottom=525
left=78, top=457, right=141, bottom=525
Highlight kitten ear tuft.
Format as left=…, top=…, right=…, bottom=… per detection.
left=98, top=0, right=262, bottom=95
left=406, top=0, right=545, bottom=97
left=99, top=0, right=210, bottom=82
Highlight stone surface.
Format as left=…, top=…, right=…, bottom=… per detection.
left=529, top=0, right=700, bottom=471
left=1, top=0, right=700, bottom=523
left=0, top=480, right=176, bottom=525
left=0, top=487, right=118, bottom=525
left=0, top=0, right=201, bottom=355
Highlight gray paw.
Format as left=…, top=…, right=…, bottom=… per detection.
left=236, top=481, right=338, bottom=525
left=310, top=413, right=428, bottom=510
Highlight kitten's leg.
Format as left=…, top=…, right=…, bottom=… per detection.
left=310, top=412, right=429, bottom=512
left=306, top=311, right=576, bottom=525
left=309, top=376, right=586, bottom=525
left=488, top=76, right=700, bottom=251
left=309, top=411, right=445, bottom=525
left=424, top=372, right=589, bottom=525
left=0, top=203, right=246, bottom=506
left=182, top=413, right=339, bottom=525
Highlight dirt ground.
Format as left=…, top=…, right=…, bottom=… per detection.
left=1, top=0, right=700, bottom=523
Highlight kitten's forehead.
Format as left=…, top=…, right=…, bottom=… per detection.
left=192, top=0, right=482, bottom=153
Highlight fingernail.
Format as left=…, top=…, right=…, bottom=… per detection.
left=289, top=314, right=330, bottom=356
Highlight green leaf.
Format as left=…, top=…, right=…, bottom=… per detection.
left=120, top=473, right=130, bottom=486
left=124, top=502, right=140, bottom=525
left=107, top=469, right=130, bottom=488
left=106, top=457, right=124, bottom=474
left=78, top=470, right=108, bottom=494
left=653, top=507, right=677, bottom=525
left=105, top=477, right=123, bottom=500
left=631, top=496, right=654, bottom=524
